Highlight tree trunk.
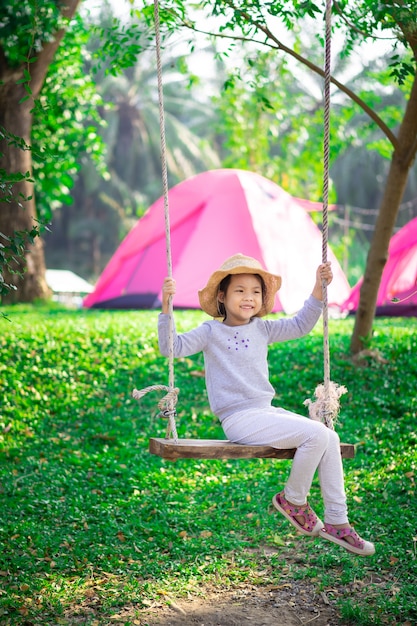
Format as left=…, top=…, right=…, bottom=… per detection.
left=0, top=80, right=50, bottom=303
left=350, top=72, right=417, bottom=354
left=0, top=0, right=80, bottom=304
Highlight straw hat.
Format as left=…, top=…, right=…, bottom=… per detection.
left=198, top=253, right=281, bottom=318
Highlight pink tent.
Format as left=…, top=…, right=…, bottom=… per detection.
left=84, top=169, right=350, bottom=314
left=341, top=216, right=417, bottom=316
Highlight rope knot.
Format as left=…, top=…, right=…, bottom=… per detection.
left=132, top=384, right=179, bottom=440
left=132, top=384, right=179, bottom=410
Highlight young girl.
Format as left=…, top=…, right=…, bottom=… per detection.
left=158, top=253, right=374, bottom=557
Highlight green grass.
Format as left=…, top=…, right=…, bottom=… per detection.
left=0, top=305, right=416, bottom=625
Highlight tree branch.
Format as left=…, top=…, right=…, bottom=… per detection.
left=332, top=0, right=397, bottom=42
left=180, top=2, right=399, bottom=151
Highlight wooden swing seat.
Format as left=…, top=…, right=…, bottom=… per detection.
left=149, top=437, right=355, bottom=460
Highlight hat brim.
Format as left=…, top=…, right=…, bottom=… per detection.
left=198, top=265, right=282, bottom=318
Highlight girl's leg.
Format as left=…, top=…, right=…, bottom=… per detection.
left=317, top=428, right=348, bottom=525
left=223, top=407, right=331, bottom=505
left=222, top=408, right=374, bottom=555
left=316, top=429, right=375, bottom=555
left=222, top=407, right=348, bottom=521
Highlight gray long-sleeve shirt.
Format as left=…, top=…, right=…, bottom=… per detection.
left=158, top=295, right=323, bottom=422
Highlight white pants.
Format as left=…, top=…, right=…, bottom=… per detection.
left=221, top=406, right=348, bottom=525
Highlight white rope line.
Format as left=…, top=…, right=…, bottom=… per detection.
left=321, top=0, right=332, bottom=428
left=305, top=0, right=347, bottom=429
left=132, top=0, right=179, bottom=442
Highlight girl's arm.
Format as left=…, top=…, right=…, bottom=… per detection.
left=265, top=262, right=333, bottom=342
left=158, top=313, right=210, bottom=358
left=159, top=276, right=209, bottom=357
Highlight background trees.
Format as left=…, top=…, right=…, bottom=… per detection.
left=0, top=0, right=83, bottom=303
left=152, top=0, right=417, bottom=352
left=2, top=0, right=417, bottom=355
left=0, top=0, right=223, bottom=287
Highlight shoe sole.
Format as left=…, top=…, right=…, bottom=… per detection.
left=272, top=494, right=324, bottom=537
left=320, top=529, right=375, bottom=556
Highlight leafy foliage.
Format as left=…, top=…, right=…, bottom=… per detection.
left=0, top=228, right=41, bottom=301
left=213, top=47, right=339, bottom=199
left=0, top=307, right=415, bottom=624
left=91, top=18, right=149, bottom=76
left=0, top=0, right=63, bottom=66
left=31, top=14, right=107, bottom=222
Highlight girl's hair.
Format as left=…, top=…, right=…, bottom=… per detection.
left=216, top=273, right=266, bottom=319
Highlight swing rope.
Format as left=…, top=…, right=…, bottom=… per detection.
left=304, top=0, right=347, bottom=429
left=132, top=0, right=179, bottom=442
left=135, top=0, right=346, bottom=439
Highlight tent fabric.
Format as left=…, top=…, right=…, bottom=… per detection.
left=341, top=216, right=417, bottom=317
left=84, top=169, right=350, bottom=314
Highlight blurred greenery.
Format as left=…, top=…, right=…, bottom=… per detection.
left=0, top=306, right=415, bottom=625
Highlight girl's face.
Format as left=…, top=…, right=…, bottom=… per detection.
left=218, top=273, right=263, bottom=326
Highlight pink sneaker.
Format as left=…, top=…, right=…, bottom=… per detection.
left=272, top=490, right=324, bottom=536
left=320, top=524, right=375, bottom=556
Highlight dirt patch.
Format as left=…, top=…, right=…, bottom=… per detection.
left=138, top=580, right=347, bottom=626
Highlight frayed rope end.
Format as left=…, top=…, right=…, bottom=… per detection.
left=304, top=381, right=347, bottom=429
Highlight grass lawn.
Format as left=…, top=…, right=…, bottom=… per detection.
left=0, top=305, right=416, bottom=625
